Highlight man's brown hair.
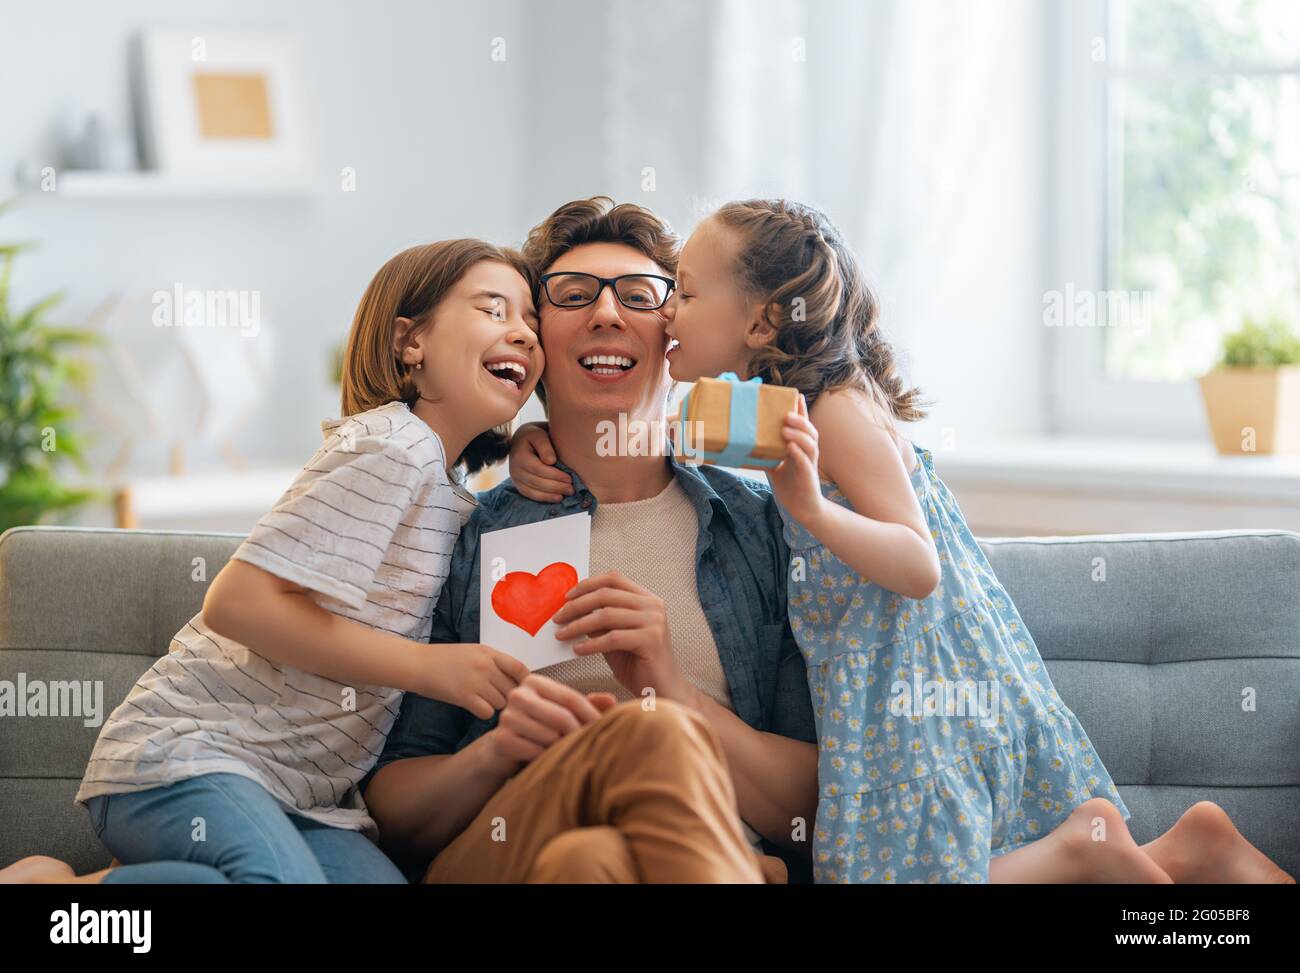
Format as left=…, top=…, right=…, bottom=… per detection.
left=521, top=196, right=680, bottom=280
left=340, top=238, right=536, bottom=474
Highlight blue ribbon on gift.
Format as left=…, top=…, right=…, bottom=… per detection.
left=681, top=371, right=782, bottom=470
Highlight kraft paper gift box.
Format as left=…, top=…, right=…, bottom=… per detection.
left=674, top=372, right=800, bottom=470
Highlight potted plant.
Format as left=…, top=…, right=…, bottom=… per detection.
left=0, top=202, right=98, bottom=533
left=1198, top=316, right=1300, bottom=456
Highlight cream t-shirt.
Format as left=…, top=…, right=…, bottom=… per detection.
left=539, top=477, right=732, bottom=708
left=538, top=477, right=764, bottom=846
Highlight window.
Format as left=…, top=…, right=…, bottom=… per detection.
left=1051, top=0, right=1300, bottom=436
left=1106, top=0, right=1300, bottom=381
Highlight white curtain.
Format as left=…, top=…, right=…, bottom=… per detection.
left=599, top=0, right=1051, bottom=440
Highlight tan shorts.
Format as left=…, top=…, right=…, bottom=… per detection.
left=423, top=699, right=787, bottom=884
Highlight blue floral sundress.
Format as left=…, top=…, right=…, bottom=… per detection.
left=779, top=442, right=1130, bottom=883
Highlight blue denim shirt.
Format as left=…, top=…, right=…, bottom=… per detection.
left=372, top=455, right=814, bottom=763
left=366, top=456, right=816, bottom=876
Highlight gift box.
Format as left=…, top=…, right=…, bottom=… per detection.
left=674, top=372, right=800, bottom=470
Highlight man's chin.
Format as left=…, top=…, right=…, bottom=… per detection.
left=550, top=384, right=668, bottom=422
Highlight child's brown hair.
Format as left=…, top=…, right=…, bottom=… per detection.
left=340, top=239, right=536, bottom=474
left=712, top=199, right=925, bottom=422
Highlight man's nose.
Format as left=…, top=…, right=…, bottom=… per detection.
left=586, top=288, right=626, bottom=329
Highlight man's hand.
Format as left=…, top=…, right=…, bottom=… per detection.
left=487, top=673, right=617, bottom=772
left=552, top=571, right=691, bottom=704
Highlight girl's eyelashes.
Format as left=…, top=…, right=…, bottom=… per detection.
left=479, top=304, right=540, bottom=337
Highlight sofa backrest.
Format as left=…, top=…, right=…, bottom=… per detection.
left=2, top=525, right=1298, bottom=877
left=981, top=529, right=1300, bottom=875
left=0, top=527, right=243, bottom=873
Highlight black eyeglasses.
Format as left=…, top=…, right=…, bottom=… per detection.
left=539, top=272, right=676, bottom=311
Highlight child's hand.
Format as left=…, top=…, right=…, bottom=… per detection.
left=767, top=395, right=828, bottom=531
left=421, top=643, right=529, bottom=719
left=509, top=421, right=574, bottom=503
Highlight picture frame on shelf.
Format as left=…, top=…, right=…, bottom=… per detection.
left=132, top=27, right=314, bottom=185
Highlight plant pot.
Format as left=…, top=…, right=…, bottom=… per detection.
left=1198, top=365, right=1300, bottom=456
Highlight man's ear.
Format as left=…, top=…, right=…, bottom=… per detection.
left=393, top=316, right=421, bottom=367
left=743, top=302, right=781, bottom=350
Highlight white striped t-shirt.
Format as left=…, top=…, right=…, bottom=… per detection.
left=75, top=401, right=476, bottom=837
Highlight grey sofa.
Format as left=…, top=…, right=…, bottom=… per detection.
left=2, top=525, right=1298, bottom=877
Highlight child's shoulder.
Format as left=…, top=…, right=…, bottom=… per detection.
left=809, top=384, right=883, bottom=422
left=809, top=386, right=916, bottom=473
left=321, top=400, right=447, bottom=480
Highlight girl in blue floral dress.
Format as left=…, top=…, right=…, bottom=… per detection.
left=658, top=199, right=1289, bottom=884
left=779, top=443, right=1128, bottom=882
left=507, top=196, right=1295, bottom=886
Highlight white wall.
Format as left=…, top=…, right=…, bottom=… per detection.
left=526, top=0, right=1055, bottom=450
left=2, top=0, right=532, bottom=473
left=1, top=0, right=1053, bottom=496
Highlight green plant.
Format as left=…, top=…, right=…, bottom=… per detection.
left=0, top=201, right=98, bottom=533
left=1219, top=315, right=1300, bottom=368
left=329, top=339, right=344, bottom=387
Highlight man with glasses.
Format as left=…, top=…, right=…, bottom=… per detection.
left=363, top=197, right=818, bottom=883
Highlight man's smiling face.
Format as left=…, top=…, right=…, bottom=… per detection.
left=537, top=241, right=674, bottom=423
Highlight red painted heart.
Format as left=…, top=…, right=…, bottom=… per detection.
left=490, top=562, right=579, bottom=637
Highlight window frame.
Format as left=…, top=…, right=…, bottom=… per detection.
left=1048, top=0, right=1300, bottom=439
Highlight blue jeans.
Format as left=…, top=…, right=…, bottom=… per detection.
left=86, top=773, right=406, bottom=884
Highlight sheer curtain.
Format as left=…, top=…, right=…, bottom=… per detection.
left=598, top=0, right=1051, bottom=441
left=806, top=0, right=1051, bottom=444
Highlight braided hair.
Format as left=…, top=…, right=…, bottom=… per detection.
left=712, top=199, right=926, bottom=422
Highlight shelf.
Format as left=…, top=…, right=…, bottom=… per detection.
left=18, top=170, right=318, bottom=199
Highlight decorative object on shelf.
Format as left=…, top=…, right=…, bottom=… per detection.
left=133, top=27, right=312, bottom=183
left=79, top=287, right=273, bottom=482
left=0, top=200, right=99, bottom=533
left=674, top=372, right=799, bottom=470
left=173, top=315, right=273, bottom=471
left=1199, top=316, right=1300, bottom=456
left=56, top=110, right=138, bottom=172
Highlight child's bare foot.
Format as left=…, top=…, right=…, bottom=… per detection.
left=1142, top=801, right=1295, bottom=884
left=0, top=855, right=76, bottom=884
left=992, top=797, right=1173, bottom=883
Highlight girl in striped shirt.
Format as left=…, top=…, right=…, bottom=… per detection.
left=11, top=240, right=540, bottom=884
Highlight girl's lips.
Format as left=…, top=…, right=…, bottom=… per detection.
left=486, top=371, right=525, bottom=393
left=482, top=354, right=531, bottom=394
